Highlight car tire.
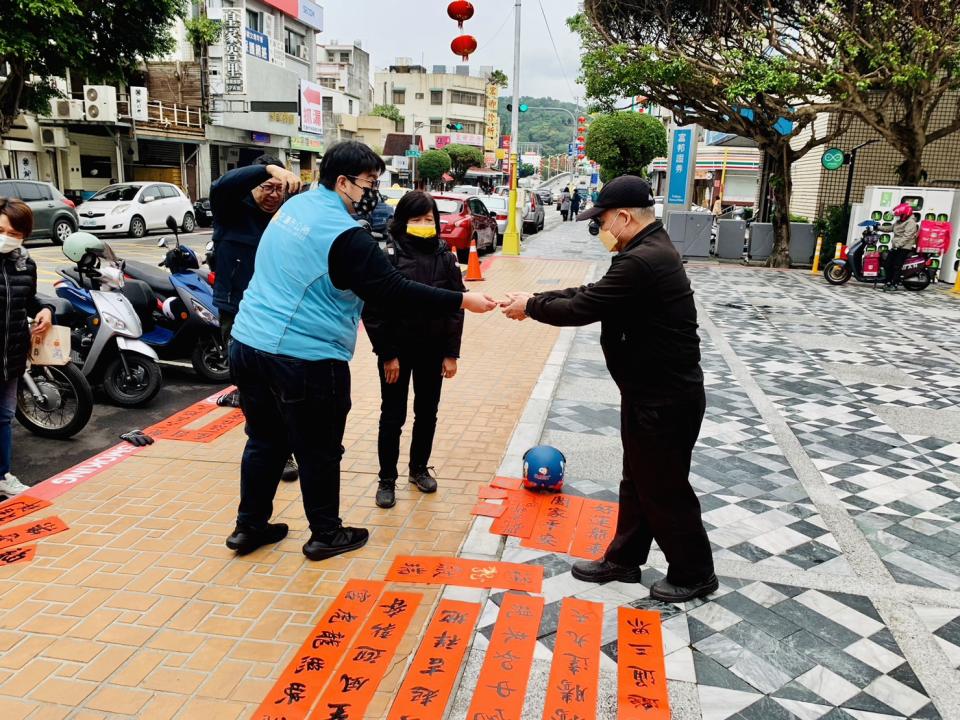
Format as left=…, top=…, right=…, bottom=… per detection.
left=181, top=212, right=196, bottom=233
left=537, top=217, right=544, bottom=232
left=52, top=218, right=74, bottom=245
left=129, top=215, right=146, bottom=239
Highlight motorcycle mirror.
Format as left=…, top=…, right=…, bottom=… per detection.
left=588, top=220, right=600, bottom=236
left=205, top=241, right=214, bottom=251
left=165, top=216, right=179, bottom=233
left=157, top=238, right=168, bottom=248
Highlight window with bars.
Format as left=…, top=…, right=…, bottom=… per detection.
left=392, top=89, right=405, bottom=105
left=449, top=91, right=480, bottom=106
left=449, top=119, right=479, bottom=134
left=429, top=118, right=443, bottom=133
left=430, top=90, right=443, bottom=105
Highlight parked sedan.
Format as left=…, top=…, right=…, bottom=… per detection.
left=522, top=190, right=545, bottom=234
left=433, top=193, right=498, bottom=263
left=193, top=197, right=213, bottom=227
left=76, top=181, right=195, bottom=238
left=0, top=179, right=78, bottom=244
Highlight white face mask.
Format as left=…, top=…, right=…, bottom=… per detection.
left=598, top=212, right=627, bottom=252
left=0, top=234, right=23, bottom=254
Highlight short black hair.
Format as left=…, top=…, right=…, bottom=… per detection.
left=319, top=141, right=386, bottom=190
left=389, top=190, right=440, bottom=239
left=255, top=154, right=283, bottom=168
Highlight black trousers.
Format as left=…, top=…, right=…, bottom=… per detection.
left=230, top=340, right=350, bottom=533
left=604, top=389, right=715, bottom=585
left=884, top=247, right=911, bottom=285
left=377, top=350, right=444, bottom=481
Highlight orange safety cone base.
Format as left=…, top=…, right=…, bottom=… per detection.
left=465, top=239, right=484, bottom=281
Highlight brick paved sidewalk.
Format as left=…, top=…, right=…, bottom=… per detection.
left=0, top=253, right=592, bottom=720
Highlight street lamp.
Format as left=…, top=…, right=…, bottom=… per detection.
left=410, top=118, right=426, bottom=188
left=842, top=139, right=878, bottom=229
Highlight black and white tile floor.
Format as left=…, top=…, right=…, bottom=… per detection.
left=458, top=222, right=960, bottom=720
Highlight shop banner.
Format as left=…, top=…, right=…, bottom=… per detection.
left=300, top=79, right=325, bottom=136
left=222, top=8, right=246, bottom=95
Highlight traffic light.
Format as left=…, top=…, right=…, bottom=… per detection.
left=506, top=104, right=529, bottom=112
left=444, top=122, right=464, bottom=131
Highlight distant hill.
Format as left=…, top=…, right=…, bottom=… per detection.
left=498, top=96, right=583, bottom=157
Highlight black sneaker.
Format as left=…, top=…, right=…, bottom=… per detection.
left=409, top=467, right=438, bottom=493
left=303, top=525, right=369, bottom=561
left=282, top=456, right=299, bottom=482
left=570, top=558, right=642, bottom=584
left=225, top=522, right=288, bottom=555
left=216, top=390, right=241, bottom=408
left=649, top=574, right=719, bottom=604
left=376, top=479, right=396, bottom=508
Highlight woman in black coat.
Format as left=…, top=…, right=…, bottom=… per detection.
left=0, top=198, right=53, bottom=497
left=362, top=191, right=466, bottom=508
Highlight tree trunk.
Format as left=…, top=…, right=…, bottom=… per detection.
left=766, top=143, right=793, bottom=268
left=896, top=151, right=925, bottom=186
left=0, top=63, right=27, bottom=137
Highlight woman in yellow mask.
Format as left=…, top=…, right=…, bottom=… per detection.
left=362, top=191, right=467, bottom=508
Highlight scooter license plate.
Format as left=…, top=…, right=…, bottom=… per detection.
left=863, top=269, right=879, bottom=277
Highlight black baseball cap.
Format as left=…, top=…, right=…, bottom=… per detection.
left=577, top=175, right=656, bottom=221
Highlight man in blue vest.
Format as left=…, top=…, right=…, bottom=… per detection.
left=226, top=141, right=498, bottom=561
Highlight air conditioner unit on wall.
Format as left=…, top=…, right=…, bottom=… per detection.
left=40, top=127, right=69, bottom=148
left=47, top=98, right=85, bottom=121
left=297, top=45, right=309, bottom=61
left=83, top=85, right=118, bottom=123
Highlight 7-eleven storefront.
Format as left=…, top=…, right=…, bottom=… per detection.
left=650, top=148, right=760, bottom=209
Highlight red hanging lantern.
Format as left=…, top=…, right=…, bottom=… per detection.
left=450, top=34, right=478, bottom=61
left=578, top=154, right=586, bottom=160
left=447, top=1, right=475, bottom=28
left=578, top=126, right=586, bottom=134
left=578, top=116, right=586, bottom=123
left=577, top=135, right=585, bottom=142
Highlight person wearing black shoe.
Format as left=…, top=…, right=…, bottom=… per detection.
left=227, top=142, right=497, bottom=561
left=500, top=175, right=717, bottom=604
left=363, top=192, right=466, bottom=509
left=210, top=154, right=300, bottom=481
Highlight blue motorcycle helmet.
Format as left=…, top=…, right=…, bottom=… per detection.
left=522, top=445, right=566, bottom=492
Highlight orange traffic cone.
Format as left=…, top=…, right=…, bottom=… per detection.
left=465, top=238, right=484, bottom=281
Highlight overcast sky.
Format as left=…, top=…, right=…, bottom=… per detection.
left=318, top=0, right=586, bottom=104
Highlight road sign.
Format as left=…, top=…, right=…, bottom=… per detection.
left=822, top=148, right=845, bottom=171
left=405, top=149, right=421, bottom=158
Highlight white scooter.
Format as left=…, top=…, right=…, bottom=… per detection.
left=54, top=245, right=163, bottom=407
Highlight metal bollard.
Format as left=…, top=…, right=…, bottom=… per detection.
left=834, top=242, right=843, bottom=259
left=811, top=236, right=823, bottom=274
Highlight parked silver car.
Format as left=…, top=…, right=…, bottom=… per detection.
left=0, top=179, right=79, bottom=244
left=521, top=190, right=545, bottom=234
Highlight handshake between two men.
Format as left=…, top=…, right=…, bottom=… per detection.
left=458, top=291, right=537, bottom=320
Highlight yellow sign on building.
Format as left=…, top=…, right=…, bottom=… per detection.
left=484, top=84, right=500, bottom=154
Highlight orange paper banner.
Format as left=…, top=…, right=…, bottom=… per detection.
left=491, top=476, right=523, bottom=490
left=521, top=494, right=584, bottom=553
left=0, top=516, right=68, bottom=551
left=146, top=400, right=245, bottom=443
left=542, top=598, right=603, bottom=720
left=478, top=487, right=509, bottom=500
left=308, top=591, right=422, bottom=720
left=617, top=608, right=670, bottom=719
left=569, top=499, right=619, bottom=560
left=466, top=592, right=544, bottom=720
left=385, top=555, right=543, bottom=594
left=489, top=489, right=547, bottom=539
left=471, top=501, right=506, bottom=518
left=254, top=580, right=385, bottom=720
left=0, top=545, right=36, bottom=567
left=387, top=599, right=481, bottom=720
left=0, top=495, right=51, bottom=526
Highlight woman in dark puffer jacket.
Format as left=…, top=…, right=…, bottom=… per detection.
left=0, top=198, right=53, bottom=497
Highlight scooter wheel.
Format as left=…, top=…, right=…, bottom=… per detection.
left=823, top=261, right=851, bottom=285
left=902, top=268, right=932, bottom=291
left=191, top=334, right=230, bottom=383
left=102, top=352, right=163, bottom=407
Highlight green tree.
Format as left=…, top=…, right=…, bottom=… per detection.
left=0, top=0, right=184, bottom=135
left=443, top=144, right=484, bottom=182
left=487, top=69, right=508, bottom=88
left=518, top=163, right=536, bottom=178
left=571, top=3, right=845, bottom=267
left=370, top=104, right=403, bottom=124
left=497, top=95, right=581, bottom=156
left=418, top=149, right=451, bottom=184
left=584, top=112, right=666, bottom=182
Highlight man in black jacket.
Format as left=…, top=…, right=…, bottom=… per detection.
left=500, top=175, right=716, bottom=603
left=210, top=155, right=301, bottom=480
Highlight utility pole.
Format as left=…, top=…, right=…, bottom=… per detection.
left=502, top=0, right=523, bottom=256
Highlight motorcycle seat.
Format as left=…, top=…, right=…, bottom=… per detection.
left=119, top=279, right=158, bottom=332
left=38, top=294, right=82, bottom=324
left=124, top=260, right=176, bottom=295
left=60, top=267, right=98, bottom=290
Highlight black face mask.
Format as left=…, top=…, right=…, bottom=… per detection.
left=348, top=178, right=380, bottom=216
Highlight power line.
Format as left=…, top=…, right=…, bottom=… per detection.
left=537, top=0, right=578, bottom=101
left=476, top=6, right=515, bottom=53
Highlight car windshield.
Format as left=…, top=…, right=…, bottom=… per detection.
left=90, top=184, right=140, bottom=202
left=434, top=199, right=462, bottom=214
left=481, top=197, right=507, bottom=210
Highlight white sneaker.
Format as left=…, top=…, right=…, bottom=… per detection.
left=0, top=473, right=30, bottom=497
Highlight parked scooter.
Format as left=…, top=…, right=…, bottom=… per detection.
left=120, top=216, right=227, bottom=382
left=54, top=232, right=163, bottom=407
left=823, top=220, right=933, bottom=291
left=16, top=351, right=93, bottom=439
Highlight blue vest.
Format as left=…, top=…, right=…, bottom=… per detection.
left=231, top=187, right=364, bottom=361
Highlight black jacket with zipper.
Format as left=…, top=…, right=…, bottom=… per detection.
left=1, top=249, right=50, bottom=381
left=209, top=165, right=273, bottom=314
left=362, top=234, right=466, bottom=360
left=526, top=221, right=703, bottom=404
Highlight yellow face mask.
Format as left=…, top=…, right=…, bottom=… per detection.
left=406, top=223, right=437, bottom=239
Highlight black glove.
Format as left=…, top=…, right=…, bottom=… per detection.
left=120, top=430, right=154, bottom=447
left=216, top=390, right=242, bottom=408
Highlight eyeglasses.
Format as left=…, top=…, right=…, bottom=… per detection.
left=346, top=175, right=378, bottom=190
left=257, top=184, right=285, bottom=197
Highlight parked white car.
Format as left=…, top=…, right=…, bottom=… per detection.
left=450, top=184, right=481, bottom=196
left=77, top=182, right=196, bottom=238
